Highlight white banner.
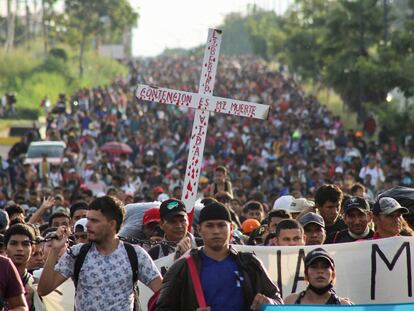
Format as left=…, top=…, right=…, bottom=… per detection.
left=139, top=237, right=414, bottom=309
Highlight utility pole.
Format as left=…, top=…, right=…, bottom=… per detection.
left=25, top=0, right=31, bottom=49
left=42, top=0, right=48, bottom=53
left=4, top=0, right=16, bottom=51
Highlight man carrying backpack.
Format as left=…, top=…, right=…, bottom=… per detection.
left=38, top=196, right=162, bottom=310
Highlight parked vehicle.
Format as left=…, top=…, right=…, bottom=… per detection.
left=24, top=141, right=66, bottom=165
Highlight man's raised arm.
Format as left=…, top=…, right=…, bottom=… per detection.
left=37, top=226, right=69, bottom=296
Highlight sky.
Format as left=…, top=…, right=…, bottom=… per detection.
left=0, top=0, right=291, bottom=57
left=130, top=0, right=291, bottom=57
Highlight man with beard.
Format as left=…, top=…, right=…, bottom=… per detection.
left=38, top=196, right=162, bottom=310
left=148, top=199, right=202, bottom=260
left=325, top=196, right=374, bottom=243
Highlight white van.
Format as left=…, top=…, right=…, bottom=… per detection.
left=24, top=141, right=66, bottom=165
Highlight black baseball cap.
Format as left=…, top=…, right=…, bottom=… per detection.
left=298, top=212, right=325, bottom=228
left=343, top=196, right=370, bottom=214
left=160, top=199, right=187, bottom=220
left=305, top=248, right=334, bottom=269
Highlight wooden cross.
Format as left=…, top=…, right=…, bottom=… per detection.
left=135, top=29, right=269, bottom=222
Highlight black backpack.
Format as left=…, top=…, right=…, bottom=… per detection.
left=73, top=242, right=139, bottom=310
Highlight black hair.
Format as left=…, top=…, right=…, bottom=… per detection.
left=243, top=201, right=264, bottom=214
left=82, top=189, right=93, bottom=198
left=315, top=184, right=343, bottom=207
left=350, top=183, right=365, bottom=195
left=201, top=197, right=218, bottom=206
left=41, top=226, right=58, bottom=237
left=5, top=204, right=25, bottom=217
left=4, top=223, right=35, bottom=246
left=215, top=166, right=227, bottom=174
left=39, top=224, right=53, bottom=236
left=69, top=201, right=89, bottom=218
left=88, top=196, right=125, bottom=233
left=275, top=219, right=303, bottom=237
left=267, top=209, right=292, bottom=224
left=9, top=218, right=25, bottom=226
left=48, top=212, right=70, bottom=227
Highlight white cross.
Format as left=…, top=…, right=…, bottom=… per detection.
left=135, top=29, right=269, bottom=222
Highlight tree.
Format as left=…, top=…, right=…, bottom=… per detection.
left=63, top=0, right=138, bottom=77
left=219, top=13, right=253, bottom=55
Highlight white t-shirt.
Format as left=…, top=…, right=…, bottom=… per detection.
left=55, top=241, right=160, bottom=311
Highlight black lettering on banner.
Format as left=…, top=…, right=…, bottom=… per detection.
left=276, top=250, right=282, bottom=297
left=292, top=249, right=306, bottom=293
left=371, top=242, right=412, bottom=300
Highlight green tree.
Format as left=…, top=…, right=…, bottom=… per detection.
left=245, top=5, right=285, bottom=60
left=63, top=0, right=138, bottom=77
left=219, top=13, right=253, bottom=55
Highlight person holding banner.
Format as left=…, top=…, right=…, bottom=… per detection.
left=284, top=248, right=352, bottom=305
left=156, top=201, right=282, bottom=310
left=325, top=196, right=374, bottom=243
left=148, top=199, right=202, bottom=261
left=372, top=197, right=410, bottom=239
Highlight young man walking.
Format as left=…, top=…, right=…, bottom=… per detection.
left=156, top=201, right=282, bottom=310
left=38, top=196, right=162, bottom=310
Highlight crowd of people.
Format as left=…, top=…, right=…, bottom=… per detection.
left=0, top=54, right=413, bottom=310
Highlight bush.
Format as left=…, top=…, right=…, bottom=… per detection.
left=18, top=72, right=70, bottom=113
left=0, top=50, right=40, bottom=91
left=37, top=56, right=71, bottom=77
left=0, top=43, right=129, bottom=119
left=49, top=48, right=69, bottom=62
left=13, top=107, right=40, bottom=120
left=71, top=52, right=128, bottom=88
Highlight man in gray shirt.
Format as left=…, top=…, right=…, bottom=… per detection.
left=38, top=196, right=162, bottom=310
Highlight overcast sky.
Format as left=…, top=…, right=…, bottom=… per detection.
left=130, top=0, right=291, bottom=57
left=0, top=0, right=291, bottom=57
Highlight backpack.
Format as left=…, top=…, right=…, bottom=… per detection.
left=73, top=242, right=140, bottom=310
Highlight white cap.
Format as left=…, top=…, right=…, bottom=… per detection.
left=335, top=166, right=343, bottom=174
left=157, top=193, right=170, bottom=202
left=289, top=198, right=315, bottom=213
left=74, top=218, right=87, bottom=232
left=273, top=195, right=294, bottom=210
left=96, top=191, right=106, bottom=198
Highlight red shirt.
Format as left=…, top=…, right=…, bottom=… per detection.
left=0, top=255, right=24, bottom=301
left=371, top=232, right=400, bottom=240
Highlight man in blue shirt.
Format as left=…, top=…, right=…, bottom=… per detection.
left=156, top=201, right=283, bottom=310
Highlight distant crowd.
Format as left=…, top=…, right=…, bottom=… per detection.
left=0, top=55, right=413, bottom=310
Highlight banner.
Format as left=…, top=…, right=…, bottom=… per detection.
left=263, top=303, right=414, bottom=311
left=139, top=237, right=414, bottom=310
